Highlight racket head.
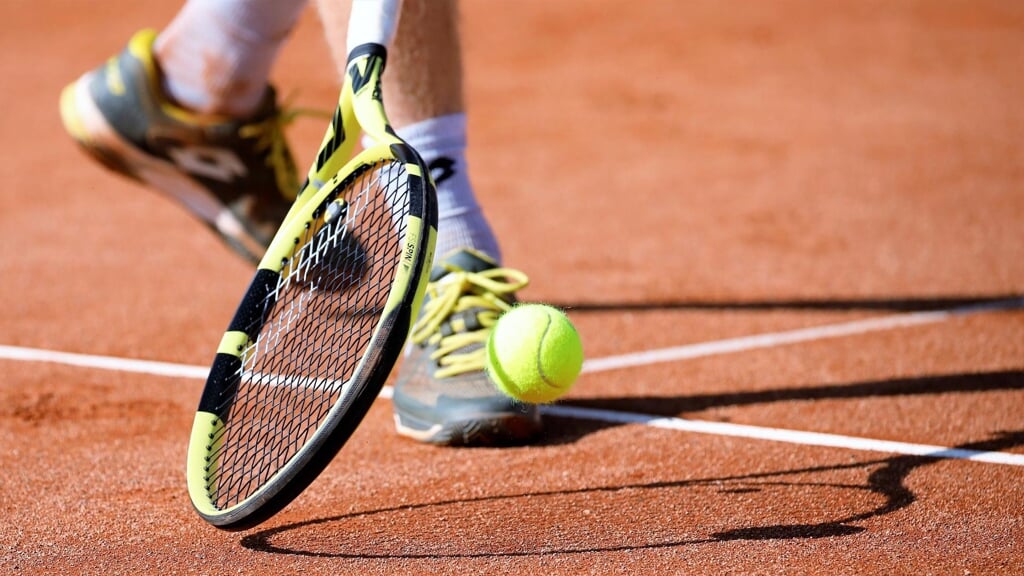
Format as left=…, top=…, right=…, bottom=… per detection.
left=186, top=142, right=436, bottom=530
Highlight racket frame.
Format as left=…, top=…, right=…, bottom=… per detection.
left=186, top=26, right=437, bottom=530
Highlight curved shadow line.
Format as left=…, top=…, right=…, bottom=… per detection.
left=240, top=431, right=1024, bottom=559
left=241, top=460, right=883, bottom=558
left=710, top=430, right=1024, bottom=541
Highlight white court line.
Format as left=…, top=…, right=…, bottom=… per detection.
left=0, top=344, right=209, bottom=379
left=583, top=297, right=1024, bottom=373
left=539, top=405, right=1024, bottom=466
left=1, top=297, right=1022, bottom=466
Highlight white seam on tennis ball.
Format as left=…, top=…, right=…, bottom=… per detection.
left=535, top=308, right=561, bottom=390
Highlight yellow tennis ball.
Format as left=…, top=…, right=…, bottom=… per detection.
left=485, top=304, right=584, bottom=404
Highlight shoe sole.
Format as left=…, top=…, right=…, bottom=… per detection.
left=59, top=77, right=268, bottom=261
left=393, top=410, right=542, bottom=447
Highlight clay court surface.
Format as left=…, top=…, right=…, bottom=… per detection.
left=2, top=0, right=1023, bottom=574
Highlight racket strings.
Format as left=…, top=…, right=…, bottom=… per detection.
left=203, top=159, right=411, bottom=508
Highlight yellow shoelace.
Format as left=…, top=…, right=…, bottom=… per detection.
left=239, top=102, right=331, bottom=202
left=410, top=266, right=530, bottom=378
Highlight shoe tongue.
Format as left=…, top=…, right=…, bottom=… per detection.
left=430, top=249, right=498, bottom=282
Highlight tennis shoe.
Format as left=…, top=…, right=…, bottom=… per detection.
left=392, top=249, right=543, bottom=446
left=59, top=29, right=298, bottom=264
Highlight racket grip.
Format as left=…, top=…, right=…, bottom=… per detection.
left=347, top=0, right=404, bottom=53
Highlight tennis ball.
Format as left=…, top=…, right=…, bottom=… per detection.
left=485, top=304, right=584, bottom=404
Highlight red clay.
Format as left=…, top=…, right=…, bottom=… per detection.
left=2, top=1, right=1023, bottom=574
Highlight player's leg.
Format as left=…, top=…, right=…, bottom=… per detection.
left=155, top=0, right=307, bottom=117
left=59, top=0, right=308, bottom=264
left=317, top=0, right=542, bottom=445
left=317, top=0, right=500, bottom=261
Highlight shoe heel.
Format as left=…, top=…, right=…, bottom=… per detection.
left=60, top=81, right=140, bottom=180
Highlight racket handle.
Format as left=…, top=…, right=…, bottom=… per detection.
left=347, top=0, right=404, bottom=53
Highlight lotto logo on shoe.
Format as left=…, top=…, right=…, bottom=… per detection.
left=168, top=145, right=248, bottom=183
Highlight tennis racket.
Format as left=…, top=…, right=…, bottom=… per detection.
left=186, top=0, right=437, bottom=530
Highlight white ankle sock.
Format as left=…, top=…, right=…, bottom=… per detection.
left=394, top=114, right=502, bottom=264
left=154, top=0, right=308, bottom=116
